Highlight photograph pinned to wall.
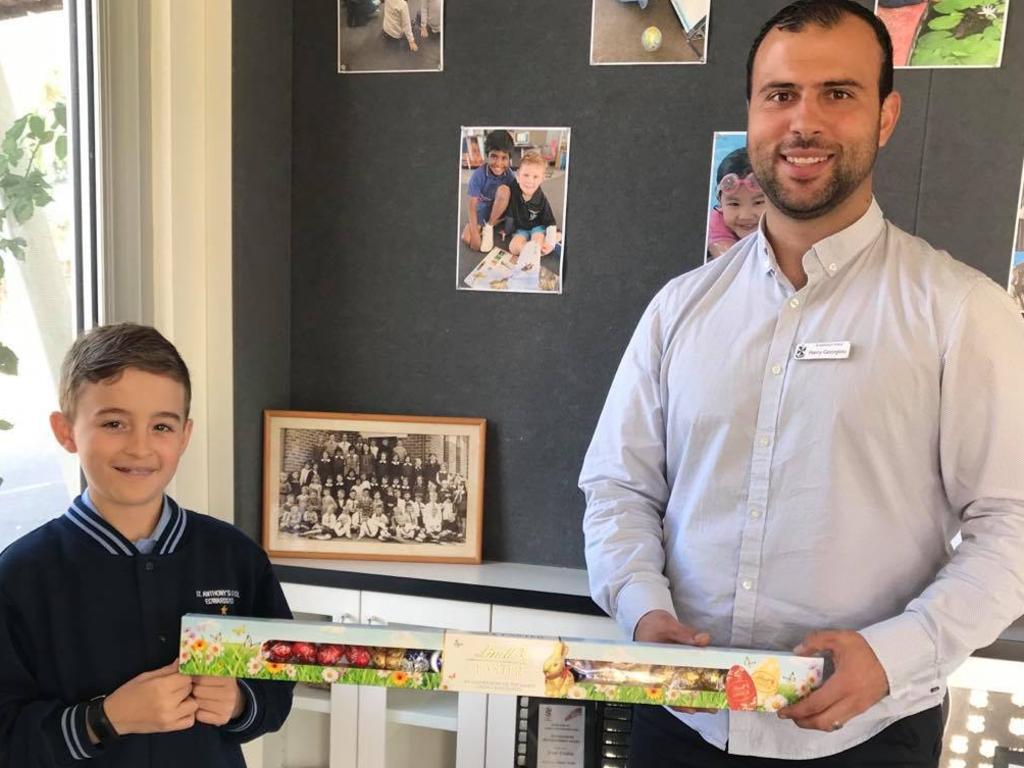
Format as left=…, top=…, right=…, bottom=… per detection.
left=874, top=0, right=1009, bottom=68
left=704, top=131, right=766, bottom=263
left=457, top=127, right=571, bottom=294
left=337, top=0, right=443, bottom=73
left=263, top=410, right=485, bottom=563
left=1008, top=163, right=1024, bottom=316
left=590, top=0, right=710, bottom=65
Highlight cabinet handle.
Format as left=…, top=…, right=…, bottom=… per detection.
left=366, top=615, right=388, bottom=625
left=335, top=612, right=357, bottom=624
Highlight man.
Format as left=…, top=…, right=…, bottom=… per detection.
left=579, top=2, right=1024, bottom=766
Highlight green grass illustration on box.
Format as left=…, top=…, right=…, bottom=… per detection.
left=179, top=615, right=826, bottom=710
left=178, top=626, right=441, bottom=689
left=911, top=0, right=1006, bottom=66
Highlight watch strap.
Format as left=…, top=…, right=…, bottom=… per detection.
left=86, top=695, right=119, bottom=747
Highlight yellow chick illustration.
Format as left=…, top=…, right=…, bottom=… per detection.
left=751, top=658, right=780, bottom=704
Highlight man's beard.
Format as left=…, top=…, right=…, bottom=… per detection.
left=750, top=137, right=877, bottom=221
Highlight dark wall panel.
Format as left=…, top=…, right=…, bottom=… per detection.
left=232, top=0, right=294, bottom=541
left=915, top=5, right=1024, bottom=284
left=280, top=0, right=1016, bottom=567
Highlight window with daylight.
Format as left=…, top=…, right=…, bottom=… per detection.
left=0, top=0, right=97, bottom=551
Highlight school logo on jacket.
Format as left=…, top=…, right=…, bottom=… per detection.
left=196, top=587, right=241, bottom=614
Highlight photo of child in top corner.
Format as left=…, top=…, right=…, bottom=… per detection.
left=457, top=127, right=571, bottom=294
left=338, top=0, right=443, bottom=73
left=704, top=131, right=766, bottom=262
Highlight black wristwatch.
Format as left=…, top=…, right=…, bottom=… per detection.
left=86, top=695, right=120, bottom=748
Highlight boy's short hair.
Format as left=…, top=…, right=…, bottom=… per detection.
left=484, top=130, right=514, bottom=157
left=59, top=322, right=192, bottom=417
left=519, top=151, right=546, bottom=170
left=717, top=148, right=754, bottom=185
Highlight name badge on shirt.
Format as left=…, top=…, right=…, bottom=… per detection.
left=794, top=341, right=851, bottom=361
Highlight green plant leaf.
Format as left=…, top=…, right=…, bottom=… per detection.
left=916, top=29, right=954, bottom=45
left=55, top=135, right=67, bottom=160
left=28, top=115, right=44, bottom=138
left=11, top=198, right=34, bottom=224
left=0, top=172, right=23, bottom=189
left=932, top=0, right=976, bottom=10
left=5, top=116, right=27, bottom=142
left=0, top=421, right=12, bottom=431
left=929, top=12, right=965, bottom=30
left=54, top=102, right=66, bottom=129
left=0, top=343, right=18, bottom=375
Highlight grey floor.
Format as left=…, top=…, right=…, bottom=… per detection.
left=591, top=0, right=703, bottom=64
left=339, top=4, right=442, bottom=72
left=456, top=168, right=566, bottom=288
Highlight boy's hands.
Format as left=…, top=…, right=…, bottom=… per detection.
left=193, top=675, right=246, bottom=726
left=104, top=661, right=198, bottom=735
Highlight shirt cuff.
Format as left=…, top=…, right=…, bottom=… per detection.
left=57, top=703, right=102, bottom=761
left=859, top=613, right=941, bottom=700
left=615, top=580, right=677, bottom=640
left=222, top=679, right=258, bottom=733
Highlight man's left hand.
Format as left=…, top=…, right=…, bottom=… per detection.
left=777, top=630, right=889, bottom=732
left=192, top=675, right=245, bottom=726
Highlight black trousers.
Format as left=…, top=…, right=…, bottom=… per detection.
left=629, top=705, right=943, bottom=768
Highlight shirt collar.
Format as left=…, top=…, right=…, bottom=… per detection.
left=65, top=490, right=187, bottom=556
left=755, top=198, right=885, bottom=279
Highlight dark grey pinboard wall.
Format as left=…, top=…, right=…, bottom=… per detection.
left=232, top=0, right=294, bottom=542
left=233, top=0, right=1024, bottom=565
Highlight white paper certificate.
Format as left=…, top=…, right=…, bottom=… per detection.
left=537, top=703, right=586, bottom=768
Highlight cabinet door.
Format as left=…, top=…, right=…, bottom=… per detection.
left=486, top=606, right=620, bottom=768
left=271, top=583, right=362, bottom=768
left=358, top=591, right=491, bottom=768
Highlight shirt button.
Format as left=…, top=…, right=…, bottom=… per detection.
left=789, top=298, right=800, bottom=309
left=750, top=508, right=762, bottom=519
left=145, top=561, right=155, bottom=571
left=742, top=579, right=754, bottom=591
left=158, top=634, right=167, bottom=644
left=828, top=263, right=838, bottom=273
left=758, top=436, right=770, bottom=447
left=770, top=364, right=782, bottom=376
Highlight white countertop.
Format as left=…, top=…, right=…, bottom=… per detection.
left=271, top=557, right=592, bottom=597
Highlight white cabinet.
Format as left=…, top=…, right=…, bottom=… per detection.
left=250, top=584, right=362, bottom=768
left=485, top=606, right=620, bottom=768
left=251, top=584, right=491, bottom=768
left=357, top=590, right=491, bottom=768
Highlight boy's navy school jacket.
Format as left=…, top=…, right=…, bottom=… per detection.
left=0, top=495, right=294, bottom=767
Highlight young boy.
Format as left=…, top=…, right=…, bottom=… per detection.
left=462, top=130, right=516, bottom=252
left=0, top=323, right=293, bottom=765
left=507, top=150, right=559, bottom=265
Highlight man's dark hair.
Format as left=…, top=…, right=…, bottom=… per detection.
left=484, top=130, right=514, bottom=157
left=746, top=0, right=894, bottom=104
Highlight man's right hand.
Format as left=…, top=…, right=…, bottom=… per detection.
left=634, top=610, right=713, bottom=714
left=104, top=660, right=198, bottom=735
left=468, top=227, right=481, bottom=251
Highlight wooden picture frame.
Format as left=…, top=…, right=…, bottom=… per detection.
left=263, top=410, right=485, bottom=564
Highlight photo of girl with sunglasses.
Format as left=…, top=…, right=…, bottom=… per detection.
left=705, top=132, right=768, bottom=261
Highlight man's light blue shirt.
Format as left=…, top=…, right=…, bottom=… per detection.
left=580, top=201, right=1024, bottom=758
